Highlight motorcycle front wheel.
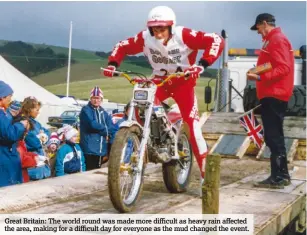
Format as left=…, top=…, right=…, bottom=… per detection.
left=108, top=125, right=145, bottom=213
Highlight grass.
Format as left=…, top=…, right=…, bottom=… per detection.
left=45, top=77, right=216, bottom=113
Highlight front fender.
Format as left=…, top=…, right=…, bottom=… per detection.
left=119, top=120, right=143, bottom=130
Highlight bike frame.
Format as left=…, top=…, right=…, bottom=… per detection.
left=101, top=66, right=204, bottom=172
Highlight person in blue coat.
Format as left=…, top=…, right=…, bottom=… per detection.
left=20, top=97, right=50, bottom=156
left=0, top=81, right=28, bottom=187
left=79, top=86, right=117, bottom=170
left=55, top=127, right=86, bottom=176
left=20, top=97, right=51, bottom=180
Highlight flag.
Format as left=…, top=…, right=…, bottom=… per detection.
left=239, top=110, right=264, bottom=148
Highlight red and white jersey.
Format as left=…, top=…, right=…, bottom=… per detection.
left=108, top=26, right=224, bottom=76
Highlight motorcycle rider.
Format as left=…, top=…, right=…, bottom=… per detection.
left=103, top=6, right=224, bottom=181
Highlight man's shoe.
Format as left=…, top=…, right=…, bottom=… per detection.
left=253, top=176, right=284, bottom=189
left=278, top=178, right=291, bottom=186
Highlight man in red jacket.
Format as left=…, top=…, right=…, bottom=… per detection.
left=247, top=13, right=294, bottom=189
left=103, top=6, right=224, bottom=183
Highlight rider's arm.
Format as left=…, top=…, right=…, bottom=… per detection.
left=108, top=31, right=145, bottom=67
left=182, top=27, right=225, bottom=67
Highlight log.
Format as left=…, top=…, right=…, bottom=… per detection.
left=202, top=153, right=221, bottom=214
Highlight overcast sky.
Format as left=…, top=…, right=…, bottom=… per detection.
left=0, top=1, right=306, bottom=53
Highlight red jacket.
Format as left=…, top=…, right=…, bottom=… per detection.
left=108, top=27, right=224, bottom=76
left=257, top=27, right=294, bottom=101
left=17, top=140, right=37, bottom=183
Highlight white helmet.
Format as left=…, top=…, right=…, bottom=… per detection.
left=147, top=6, right=176, bottom=35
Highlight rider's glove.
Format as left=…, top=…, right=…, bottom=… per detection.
left=198, top=59, right=210, bottom=69
left=184, top=66, right=204, bottom=79
left=103, top=65, right=116, bottom=77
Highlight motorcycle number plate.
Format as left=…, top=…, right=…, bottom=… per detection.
left=134, top=90, right=148, bottom=101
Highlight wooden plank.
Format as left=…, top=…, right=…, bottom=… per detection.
left=295, top=145, right=306, bottom=160
left=298, top=139, right=306, bottom=146
left=256, top=143, right=266, bottom=160
left=210, top=134, right=246, bottom=159
left=202, top=112, right=306, bottom=139
left=161, top=181, right=306, bottom=235
left=203, top=133, right=221, bottom=140
left=287, top=139, right=299, bottom=163
left=236, top=137, right=251, bottom=159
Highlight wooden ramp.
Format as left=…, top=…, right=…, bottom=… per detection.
left=202, top=112, right=306, bottom=161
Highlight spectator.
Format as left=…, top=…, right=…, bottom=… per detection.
left=13, top=116, right=38, bottom=183
left=79, top=86, right=117, bottom=170
left=55, top=127, right=86, bottom=176
left=0, top=81, right=28, bottom=187
left=6, top=100, right=22, bottom=122
left=115, top=102, right=130, bottom=129
left=57, top=125, right=72, bottom=144
left=46, top=132, right=61, bottom=177
left=248, top=13, right=294, bottom=189
left=20, top=96, right=50, bottom=155
left=20, top=97, right=51, bottom=180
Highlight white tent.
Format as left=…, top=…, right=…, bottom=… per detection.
left=0, top=56, right=79, bottom=127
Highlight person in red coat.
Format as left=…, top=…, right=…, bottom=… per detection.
left=17, top=140, right=38, bottom=183
left=247, top=13, right=294, bottom=189
left=13, top=116, right=38, bottom=183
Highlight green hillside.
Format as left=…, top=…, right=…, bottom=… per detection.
left=0, top=40, right=151, bottom=86
left=31, top=59, right=152, bottom=86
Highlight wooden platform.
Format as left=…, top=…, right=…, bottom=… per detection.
left=160, top=167, right=306, bottom=235
left=0, top=111, right=305, bottom=235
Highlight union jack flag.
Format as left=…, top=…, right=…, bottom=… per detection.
left=239, top=111, right=264, bottom=148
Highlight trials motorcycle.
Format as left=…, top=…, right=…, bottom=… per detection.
left=101, top=66, right=203, bottom=213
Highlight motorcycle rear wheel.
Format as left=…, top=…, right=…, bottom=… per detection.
left=162, top=128, right=193, bottom=193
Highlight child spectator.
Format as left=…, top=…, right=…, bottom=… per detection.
left=55, top=127, right=86, bottom=176
left=46, top=132, right=61, bottom=177
left=13, top=116, right=38, bottom=183
left=7, top=100, right=22, bottom=122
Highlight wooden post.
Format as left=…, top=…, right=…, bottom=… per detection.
left=202, top=153, right=221, bottom=214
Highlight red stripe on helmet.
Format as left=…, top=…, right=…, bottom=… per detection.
left=147, top=20, right=173, bottom=27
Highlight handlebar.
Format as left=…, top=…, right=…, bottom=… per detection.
left=100, top=65, right=204, bottom=87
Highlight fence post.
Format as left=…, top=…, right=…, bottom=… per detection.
left=202, top=153, right=221, bottom=214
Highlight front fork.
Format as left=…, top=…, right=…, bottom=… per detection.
left=127, top=101, right=154, bottom=173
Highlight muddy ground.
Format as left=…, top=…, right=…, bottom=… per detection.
left=143, top=157, right=272, bottom=194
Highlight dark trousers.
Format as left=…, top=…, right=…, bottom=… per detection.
left=85, top=154, right=107, bottom=170
left=260, top=97, right=290, bottom=180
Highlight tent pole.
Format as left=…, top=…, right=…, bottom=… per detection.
left=66, top=21, right=73, bottom=97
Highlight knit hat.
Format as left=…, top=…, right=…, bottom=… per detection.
left=90, top=86, right=103, bottom=98
left=9, top=100, right=22, bottom=112
left=0, top=81, right=13, bottom=98
left=65, top=128, right=78, bottom=141
left=47, top=132, right=60, bottom=147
